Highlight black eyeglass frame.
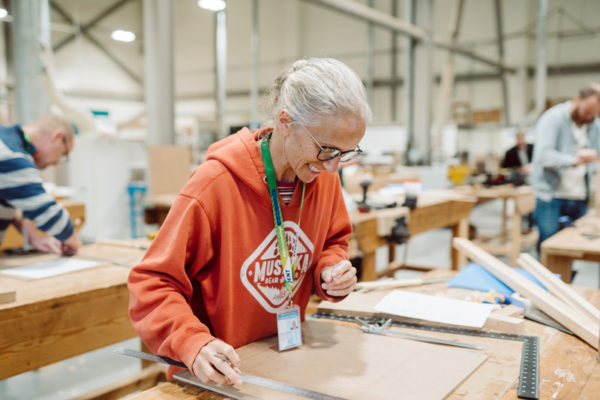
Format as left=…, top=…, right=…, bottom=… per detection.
left=297, top=123, right=363, bottom=162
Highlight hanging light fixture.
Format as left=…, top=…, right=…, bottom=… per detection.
left=111, top=29, right=136, bottom=43
left=197, top=0, right=226, bottom=12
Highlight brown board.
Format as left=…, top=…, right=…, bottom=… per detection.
left=176, top=319, right=487, bottom=400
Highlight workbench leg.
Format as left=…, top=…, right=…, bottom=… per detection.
left=509, top=211, right=522, bottom=267
left=501, top=198, right=508, bottom=240
left=361, top=252, right=377, bottom=281
left=451, top=218, right=469, bottom=270
left=544, top=254, right=573, bottom=283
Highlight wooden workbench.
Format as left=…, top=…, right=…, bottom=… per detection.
left=126, top=268, right=600, bottom=400
left=350, top=190, right=475, bottom=280
left=0, top=241, right=162, bottom=398
left=457, top=185, right=537, bottom=267
left=541, top=216, right=600, bottom=283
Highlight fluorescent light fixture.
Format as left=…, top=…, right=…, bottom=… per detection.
left=197, top=0, right=226, bottom=12
left=0, top=8, right=8, bottom=19
left=111, top=29, right=136, bottom=43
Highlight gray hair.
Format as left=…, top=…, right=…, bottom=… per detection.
left=265, top=58, right=372, bottom=127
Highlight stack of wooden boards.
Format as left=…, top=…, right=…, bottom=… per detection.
left=453, top=238, right=599, bottom=350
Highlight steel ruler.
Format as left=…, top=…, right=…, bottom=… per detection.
left=114, top=348, right=346, bottom=400
left=312, top=311, right=540, bottom=400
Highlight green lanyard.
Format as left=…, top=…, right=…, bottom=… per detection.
left=261, top=134, right=306, bottom=293
left=22, top=131, right=35, bottom=155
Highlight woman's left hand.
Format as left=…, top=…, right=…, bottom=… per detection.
left=320, top=260, right=357, bottom=297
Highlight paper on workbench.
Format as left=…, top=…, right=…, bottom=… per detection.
left=0, top=258, right=101, bottom=279
left=374, top=290, right=494, bottom=328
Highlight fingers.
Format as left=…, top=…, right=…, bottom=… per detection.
left=193, top=340, right=242, bottom=386
left=321, top=261, right=357, bottom=297
left=31, top=237, right=62, bottom=254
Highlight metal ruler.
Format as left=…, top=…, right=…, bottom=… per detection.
left=312, top=311, right=540, bottom=400
left=114, top=348, right=346, bottom=400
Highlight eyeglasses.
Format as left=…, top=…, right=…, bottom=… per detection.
left=298, top=124, right=362, bottom=162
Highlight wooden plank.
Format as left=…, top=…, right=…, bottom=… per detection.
left=75, top=364, right=165, bottom=400
left=0, top=289, right=15, bottom=304
left=518, top=253, right=600, bottom=325
left=453, top=238, right=599, bottom=349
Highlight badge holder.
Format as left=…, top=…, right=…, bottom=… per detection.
left=277, top=303, right=302, bottom=351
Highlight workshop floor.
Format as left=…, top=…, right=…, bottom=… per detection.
left=1, top=198, right=598, bottom=400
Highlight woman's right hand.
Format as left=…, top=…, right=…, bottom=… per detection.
left=192, top=339, right=242, bottom=386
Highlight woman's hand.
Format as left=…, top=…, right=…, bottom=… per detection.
left=320, top=260, right=357, bottom=297
left=192, top=339, right=242, bottom=386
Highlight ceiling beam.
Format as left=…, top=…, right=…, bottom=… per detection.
left=50, top=0, right=142, bottom=85
left=302, top=0, right=517, bottom=74
left=52, top=0, right=132, bottom=53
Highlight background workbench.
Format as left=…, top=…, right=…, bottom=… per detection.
left=125, top=269, right=600, bottom=400
left=350, top=190, right=474, bottom=280
left=541, top=215, right=600, bottom=284
left=0, top=241, right=162, bottom=398
left=456, top=185, right=537, bottom=267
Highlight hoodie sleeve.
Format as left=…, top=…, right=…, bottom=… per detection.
left=128, top=193, right=216, bottom=371
left=312, top=178, right=352, bottom=302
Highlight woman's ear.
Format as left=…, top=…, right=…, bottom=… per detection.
left=277, top=110, right=293, bottom=137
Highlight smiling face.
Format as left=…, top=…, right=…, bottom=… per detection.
left=278, top=112, right=365, bottom=183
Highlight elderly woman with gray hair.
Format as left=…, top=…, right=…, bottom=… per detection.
left=128, top=58, right=371, bottom=385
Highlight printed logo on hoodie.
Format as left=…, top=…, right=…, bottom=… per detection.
left=240, top=221, right=314, bottom=313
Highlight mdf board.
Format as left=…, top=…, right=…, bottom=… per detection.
left=148, top=145, right=192, bottom=196
left=175, top=320, right=486, bottom=400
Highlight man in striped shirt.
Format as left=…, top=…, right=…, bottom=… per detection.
left=0, top=113, right=81, bottom=255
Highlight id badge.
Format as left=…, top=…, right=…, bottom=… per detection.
left=277, top=305, right=302, bottom=351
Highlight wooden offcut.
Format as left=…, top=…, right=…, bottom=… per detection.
left=453, top=237, right=599, bottom=349
left=518, top=253, right=600, bottom=325
left=0, top=289, right=16, bottom=304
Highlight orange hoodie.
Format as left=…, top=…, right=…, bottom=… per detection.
left=127, top=127, right=351, bottom=376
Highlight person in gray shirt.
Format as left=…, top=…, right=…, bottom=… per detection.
left=530, top=84, right=600, bottom=258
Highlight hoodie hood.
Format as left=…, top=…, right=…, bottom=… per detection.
left=204, top=127, right=272, bottom=200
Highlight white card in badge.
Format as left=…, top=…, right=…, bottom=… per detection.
left=277, top=305, right=302, bottom=351
left=283, top=257, right=294, bottom=285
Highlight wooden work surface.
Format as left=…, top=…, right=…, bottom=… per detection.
left=350, top=190, right=474, bottom=280
left=541, top=216, right=600, bottom=283
left=0, top=242, right=145, bottom=379
left=128, top=269, right=600, bottom=400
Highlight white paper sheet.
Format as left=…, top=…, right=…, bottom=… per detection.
left=374, top=289, right=494, bottom=328
left=0, top=258, right=101, bottom=279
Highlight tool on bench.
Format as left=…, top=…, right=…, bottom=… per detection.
left=314, top=312, right=540, bottom=400
left=114, top=348, right=345, bottom=400
left=355, top=276, right=449, bottom=292
left=354, top=317, right=482, bottom=350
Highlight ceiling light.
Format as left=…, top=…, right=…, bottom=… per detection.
left=0, top=8, right=8, bottom=19
left=111, top=29, right=135, bottom=43
left=197, top=0, right=226, bottom=12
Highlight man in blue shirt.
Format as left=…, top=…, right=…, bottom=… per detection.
left=0, top=113, right=81, bottom=255
left=531, top=84, right=600, bottom=255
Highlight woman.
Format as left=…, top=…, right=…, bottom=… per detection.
left=128, top=58, right=372, bottom=386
